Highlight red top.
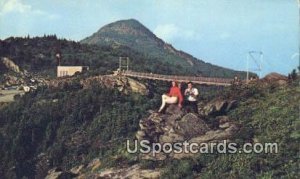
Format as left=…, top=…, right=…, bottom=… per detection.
left=168, top=86, right=183, bottom=104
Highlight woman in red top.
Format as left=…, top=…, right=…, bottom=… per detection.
left=158, top=81, right=183, bottom=113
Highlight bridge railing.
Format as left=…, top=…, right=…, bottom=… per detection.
left=122, top=71, right=233, bottom=85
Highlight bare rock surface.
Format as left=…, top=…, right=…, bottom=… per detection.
left=136, top=102, right=240, bottom=160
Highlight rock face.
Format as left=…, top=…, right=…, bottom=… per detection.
left=47, top=75, right=149, bottom=95
left=136, top=105, right=210, bottom=144
left=80, top=75, right=148, bottom=95
left=176, top=113, right=209, bottom=138
left=1, top=57, right=21, bottom=73
left=0, top=57, right=47, bottom=89
left=136, top=101, right=240, bottom=160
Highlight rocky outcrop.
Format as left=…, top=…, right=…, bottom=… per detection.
left=136, top=102, right=240, bottom=160
left=126, top=77, right=148, bottom=94
left=0, top=57, right=47, bottom=89
left=1, top=57, right=21, bottom=73
left=1, top=74, right=25, bottom=86
left=101, top=75, right=148, bottom=95
left=136, top=107, right=209, bottom=144
left=47, top=75, right=149, bottom=95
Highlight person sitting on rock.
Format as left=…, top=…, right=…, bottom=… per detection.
left=184, top=81, right=199, bottom=114
left=158, top=81, right=183, bottom=113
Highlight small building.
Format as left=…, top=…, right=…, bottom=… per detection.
left=57, top=66, right=89, bottom=77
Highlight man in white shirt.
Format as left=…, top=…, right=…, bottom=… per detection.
left=184, top=82, right=199, bottom=114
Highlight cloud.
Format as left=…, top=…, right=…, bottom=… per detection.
left=154, top=24, right=200, bottom=42
left=0, top=0, right=31, bottom=15
left=0, top=0, right=59, bottom=19
left=153, top=24, right=178, bottom=42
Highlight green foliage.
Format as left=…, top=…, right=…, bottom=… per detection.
left=289, top=69, right=298, bottom=80
left=185, top=85, right=300, bottom=178
left=160, top=83, right=300, bottom=178
left=161, top=159, right=195, bottom=179
left=0, top=82, right=159, bottom=178
left=229, top=85, right=298, bottom=178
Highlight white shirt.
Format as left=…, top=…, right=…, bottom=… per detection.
left=185, top=88, right=199, bottom=101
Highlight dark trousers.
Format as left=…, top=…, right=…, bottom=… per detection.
left=185, top=100, right=198, bottom=114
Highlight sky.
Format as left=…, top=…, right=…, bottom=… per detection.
left=0, top=0, right=299, bottom=76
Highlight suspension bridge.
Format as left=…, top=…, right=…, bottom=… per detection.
left=120, top=70, right=234, bottom=86
left=113, top=57, right=246, bottom=86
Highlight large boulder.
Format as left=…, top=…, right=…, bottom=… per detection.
left=165, top=104, right=183, bottom=115
left=175, top=113, right=209, bottom=138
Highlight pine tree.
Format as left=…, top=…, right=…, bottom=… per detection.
left=291, top=69, right=297, bottom=80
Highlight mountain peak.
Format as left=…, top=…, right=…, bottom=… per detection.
left=101, top=19, right=145, bottom=32
left=110, top=18, right=142, bottom=25
left=81, top=19, right=157, bottom=45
